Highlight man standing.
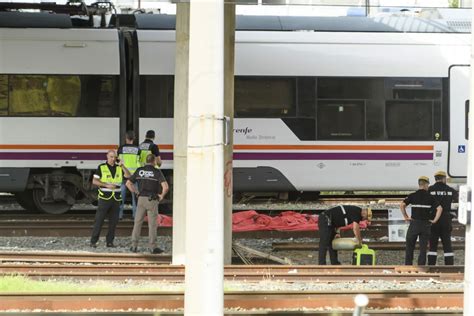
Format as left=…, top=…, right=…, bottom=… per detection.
left=400, top=176, right=442, bottom=265
left=427, top=170, right=458, bottom=265
left=90, top=150, right=131, bottom=248
left=139, top=130, right=162, bottom=167
left=318, top=205, right=371, bottom=265
left=127, top=154, right=169, bottom=254
left=117, top=131, right=141, bottom=219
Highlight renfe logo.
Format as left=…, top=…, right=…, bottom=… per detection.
left=234, top=127, right=253, bottom=135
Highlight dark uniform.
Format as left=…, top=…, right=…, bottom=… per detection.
left=90, top=162, right=124, bottom=247
left=318, top=205, right=363, bottom=265
left=403, top=190, right=440, bottom=265
left=129, top=165, right=167, bottom=253
left=427, top=182, right=458, bottom=265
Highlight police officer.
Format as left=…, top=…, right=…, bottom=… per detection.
left=126, top=154, right=169, bottom=254
left=400, top=176, right=442, bottom=265
left=427, top=170, right=458, bottom=265
left=117, top=130, right=141, bottom=219
left=139, top=130, right=162, bottom=167
left=318, top=205, right=372, bottom=265
left=90, top=150, right=131, bottom=248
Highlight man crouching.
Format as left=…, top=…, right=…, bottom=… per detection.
left=126, top=154, right=169, bottom=254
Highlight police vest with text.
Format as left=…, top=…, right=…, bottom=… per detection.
left=98, top=164, right=123, bottom=201
left=119, top=146, right=140, bottom=174
left=139, top=142, right=153, bottom=166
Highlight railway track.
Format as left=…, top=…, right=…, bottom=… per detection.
left=0, top=290, right=463, bottom=312
left=273, top=241, right=466, bottom=251
left=0, top=264, right=464, bottom=282
left=0, top=194, right=405, bottom=214
left=0, top=213, right=465, bottom=240
left=0, top=251, right=464, bottom=313
left=0, top=251, right=464, bottom=281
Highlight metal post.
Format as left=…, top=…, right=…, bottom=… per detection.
left=184, top=0, right=224, bottom=314
left=353, top=294, right=369, bottom=316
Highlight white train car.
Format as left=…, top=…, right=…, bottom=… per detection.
left=0, top=12, right=126, bottom=213
left=0, top=11, right=471, bottom=213
left=136, top=14, right=470, bottom=192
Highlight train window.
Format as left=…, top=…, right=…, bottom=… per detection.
left=317, top=101, right=365, bottom=140
left=297, top=77, right=315, bottom=117
left=318, top=78, right=374, bottom=99
left=0, top=75, right=7, bottom=115
left=77, top=76, right=119, bottom=117
left=386, top=101, right=433, bottom=140
left=282, top=118, right=315, bottom=141
left=235, top=77, right=295, bottom=117
left=393, top=89, right=441, bottom=100
left=0, top=75, right=119, bottom=117
left=140, top=75, right=174, bottom=118
left=387, top=78, right=442, bottom=100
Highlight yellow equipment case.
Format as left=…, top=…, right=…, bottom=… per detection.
left=352, top=244, right=376, bottom=265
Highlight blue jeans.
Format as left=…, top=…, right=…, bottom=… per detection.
left=119, top=183, right=137, bottom=219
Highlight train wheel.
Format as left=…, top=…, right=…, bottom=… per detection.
left=15, top=190, right=39, bottom=213
left=31, top=189, right=72, bottom=215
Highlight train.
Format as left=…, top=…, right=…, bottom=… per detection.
left=0, top=5, right=471, bottom=214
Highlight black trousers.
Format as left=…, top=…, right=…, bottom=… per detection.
left=428, top=215, right=454, bottom=265
left=318, top=214, right=340, bottom=265
left=91, top=198, right=120, bottom=245
left=405, top=219, right=431, bottom=265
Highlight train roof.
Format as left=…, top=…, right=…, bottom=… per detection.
left=0, top=8, right=471, bottom=33
left=134, top=14, right=471, bottom=33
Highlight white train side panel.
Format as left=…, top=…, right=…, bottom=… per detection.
left=140, top=118, right=449, bottom=190
left=0, top=118, right=119, bottom=170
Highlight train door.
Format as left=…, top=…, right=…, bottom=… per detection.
left=448, top=65, right=470, bottom=178
left=119, top=29, right=140, bottom=143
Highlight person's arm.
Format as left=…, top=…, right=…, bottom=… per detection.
left=126, top=179, right=138, bottom=194
left=158, top=181, right=169, bottom=201
left=352, top=222, right=362, bottom=245
left=118, top=160, right=131, bottom=178
left=156, top=156, right=162, bottom=168
left=92, top=169, right=116, bottom=189
left=400, top=202, right=411, bottom=222
left=431, top=205, right=443, bottom=224
left=152, top=144, right=162, bottom=167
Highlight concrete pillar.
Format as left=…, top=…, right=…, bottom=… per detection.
left=464, top=8, right=474, bottom=313
left=184, top=0, right=225, bottom=314
left=223, top=3, right=235, bottom=265
left=172, top=2, right=189, bottom=266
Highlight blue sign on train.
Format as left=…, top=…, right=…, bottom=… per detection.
left=458, top=145, right=466, bottom=153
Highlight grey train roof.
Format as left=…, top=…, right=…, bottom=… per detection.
left=135, top=14, right=471, bottom=33
left=0, top=12, right=72, bottom=28
left=0, top=11, right=470, bottom=33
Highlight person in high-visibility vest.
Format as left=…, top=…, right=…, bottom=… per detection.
left=118, top=131, right=141, bottom=219
left=90, top=150, right=131, bottom=248
left=139, top=130, right=162, bottom=167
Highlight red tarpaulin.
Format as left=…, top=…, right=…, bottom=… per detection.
left=149, top=210, right=368, bottom=232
